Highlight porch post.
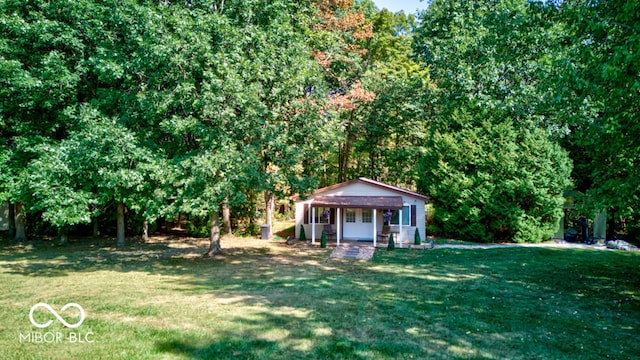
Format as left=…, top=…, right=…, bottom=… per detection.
left=373, top=208, right=377, bottom=247
left=336, top=208, right=341, bottom=246
left=312, top=207, right=316, bottom=245
left=399, top=208, right=403, bottom=248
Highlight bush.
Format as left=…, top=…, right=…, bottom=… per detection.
left=418, top=120, right=571, bottom=243
left=387, top=232, right=395, bottom=251
left=299, top=224, right=306, bottom=241
left=233, top=221, right=261, bottom=237
left=187, top=216, right=210, bottom=238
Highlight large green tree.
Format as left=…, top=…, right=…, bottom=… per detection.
left=0, top=0, right=188, bottom=244
left=557, top=0, right=640, bottom=235
left=22, top=107, right=161, bottom=245
left=220, top=0, right=324, bottom=233
left=309, top=2, right=432, bottom=190
left=353, top=7, right=432, bottom=187
left=0, top=0, right=97, bottom=240
left=414, top=0, right=572, bottom=242
left=309, top=0, right=378, bottom=184
left=119, top=0, right=325, bottom=252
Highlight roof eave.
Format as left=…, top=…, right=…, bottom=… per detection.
left=311, top=177, right=428, bottom=201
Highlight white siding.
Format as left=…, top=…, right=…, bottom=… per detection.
left=295, top=201, right=305, bottom=239
left=318, top=182, right=407, bottom=198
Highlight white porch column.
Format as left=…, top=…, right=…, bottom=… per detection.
left=399, top=208, right=403, bottom=248
left=336, top=208, right=341, bottom=246
left=311, top=207, right=316, bottom=245
left=373, top=208, right=377, bottom=247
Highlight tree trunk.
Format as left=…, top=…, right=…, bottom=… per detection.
left=116, top=202, right=125, bottom=247
left=142, top=220, right=149, bottom=242
left=338, top=142, right=350, bottom=183
left=213, top=0, right=225, bottom=12
left=222, top=198, right=232, bottom=235
left=265, top=191, right=275, bottom=231
left=14, top=202, right=26, bottom=242
left=8, top=202, right=16, bottom=238
left=205, top=212, right=222, bottom=256
left=338, top=117, right=355, bottom=183
left=92, top=217, right=99, bottom=239
left=59, top=228, right=68, bottom=245
left=606, top=208, right=617, bottom=240
left=322, top=156, right=328, bottom=187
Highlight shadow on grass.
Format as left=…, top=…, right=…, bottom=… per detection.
left=148, top=248, right=640, bottom=359
left=154, top=303, right=434, bottom=359
left=1, top=236, right=640, bottom=359
left=0, top=235, right=278, bottom=277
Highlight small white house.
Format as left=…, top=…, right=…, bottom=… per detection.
left=295, top=178, right=428, bottom=247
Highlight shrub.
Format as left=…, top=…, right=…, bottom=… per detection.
left=418, top=120, right=571, bottom=243
left=299, top=224, right=306, bottom=241
left=187, top=216, right=210, bottom=238
left=387, top=232, right=395, bottom=251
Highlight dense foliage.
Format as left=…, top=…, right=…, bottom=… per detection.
left=413, top=0, right=573, bottom=242
left=559, top=0, right=640, bottom=236
left=1, top=0, right=638, bottom=244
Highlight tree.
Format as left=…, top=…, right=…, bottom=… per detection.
left=557, top=0, right=640, bottom=235
left=0, top=0, right=170, bottom=245
left=419, top=117, right=571, bottom=242
left=225, top=1, right=324, bottom=233
left=171, top=146, right=248, bottom=256
left=0, top=0, right=329, bottom=246
left=353, top=8, right=432, bottom=187
left=310, top=0, right=377, bottom=184
left=413, top=0, right=572, bottom=242
left=21, top=106, right=161, bottom=246
left=307, top=3, right=433, bottom=190
left=0, top=0, right=94, bottom=240
left=126, top=0, right=327, bottom=253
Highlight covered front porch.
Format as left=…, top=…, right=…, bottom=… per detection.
left=307, top=195, right=407, bottom=247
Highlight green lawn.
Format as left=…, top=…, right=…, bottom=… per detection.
left=0, top=236, right=639, bottom=359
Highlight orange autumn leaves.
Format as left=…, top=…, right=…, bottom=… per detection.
left=311, top=0, right=375, bottom=111
left=327, top=80, right=375, bottom=111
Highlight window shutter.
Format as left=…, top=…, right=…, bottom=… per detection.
left=304, top=204, right=309, bottom=224
left=330, top=208, right=336, bottom=225
left=411, top=205, right=417, bottom=227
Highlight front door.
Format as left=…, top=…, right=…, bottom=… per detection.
left=342, top=208, right=374, bottom=240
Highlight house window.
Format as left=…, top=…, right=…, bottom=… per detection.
left=346, top=208, right=356, bottom=223
left=314, top=207, right=330, bottom=224
left=390, top=206, right=410, bottom=226
left=362, top=209, right=372, bottom=223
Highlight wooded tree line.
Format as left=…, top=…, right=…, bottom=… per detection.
left=1, top=0, right=638, bottom=247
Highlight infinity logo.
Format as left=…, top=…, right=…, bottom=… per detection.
left=29, top=303, right=85, bottom=329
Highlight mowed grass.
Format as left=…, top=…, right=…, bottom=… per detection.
left=0, top=235, right=639, bottom=359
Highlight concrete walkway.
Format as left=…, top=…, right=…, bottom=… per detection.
left=434, top=241, right=610, bottom=251
left=329, top=244, right=375, bottom=260
left=328, top=240, right=613, bottom=260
